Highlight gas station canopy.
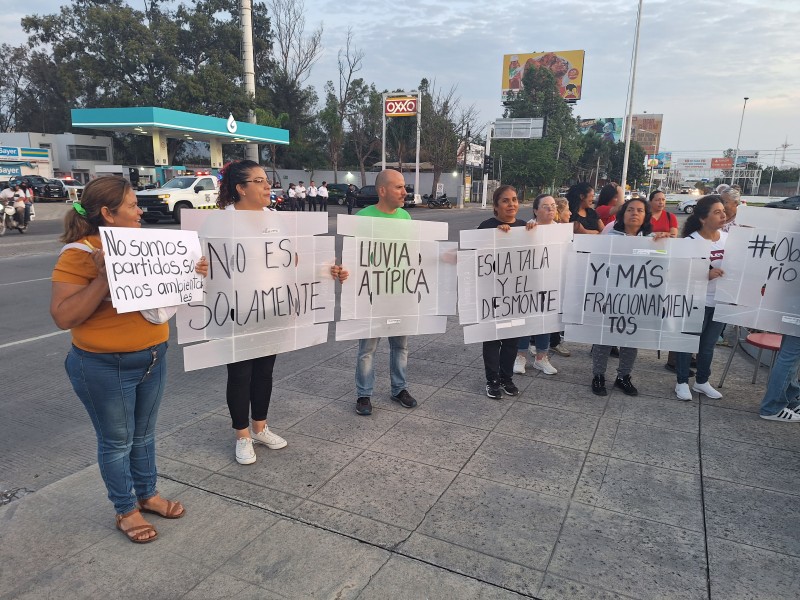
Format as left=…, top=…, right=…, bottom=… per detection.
left=70, top=107, right=289, bottom=169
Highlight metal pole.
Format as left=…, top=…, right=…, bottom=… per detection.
left=498, top=155, right=503, bottom=184
left=621, top=0, right=644, bottom=189
left=481, top=121, right=492, bottom=209
left=767, top=148, right=777, bottom=197
left=552, top=136, right=562, bottom=192
left=458, top=128, right=469, bottom=209
left=593, top=153, right=600, bottom=190
left=730, top=97, right=749, bottom=185
left=240, top=0, right=259, bottom=162
left=381, top=92, right=387, bottom=170
left=414, top=89, right=421, bottom=203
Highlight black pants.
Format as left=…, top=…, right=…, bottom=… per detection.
left=319, top=198, right=328, bottom=211
left=549, top=332, right=561, bottom=348
left=298, top=198, right=306, bottom=211
left=309, top=198, right=317, bottom=211
left=347, top=199, right=355, bottom=215
left=482, top=338, right=519, bottom=384
left=226, top=355, right=276, bottom=430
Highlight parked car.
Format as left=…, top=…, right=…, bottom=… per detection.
left=678, top=197, right=699, bottom=214
left=679, top=186, right=694, bottom=194
left=355, top=185, right=379, bottom=207
left=136, top=175, right=218, bottom=223
left=764, top=196, right=800, bottom=210
left=8, top=175, right=66, bottom=201
left=327, top=183, right=354, bottom=205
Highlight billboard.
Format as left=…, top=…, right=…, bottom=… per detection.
left=384, top=96, right=417, bottom=117
left=735, top=151, right=759, bottom=166
left=580, top=118, right=623, bottom=144
left=502, top=50, right=586, bottom=102
left=628, top=114, right=663, bottom=156
left=647, top=152, right=672, bottom=170
left=711, top=157, right=733, bottom=170
left=676, top=158, right=712, bottom=170
left=456, top=142, right=484, bottom=168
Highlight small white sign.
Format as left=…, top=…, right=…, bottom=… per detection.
left=99, top=227, right=204, bottom=313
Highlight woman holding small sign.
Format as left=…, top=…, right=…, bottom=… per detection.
left=478, top=185, right=528, bottom=399
left=51, top=176, right=208, bottom=544
left=674, top=195, right=728, bottom=402
left=590, top=198, right=671, bottom=397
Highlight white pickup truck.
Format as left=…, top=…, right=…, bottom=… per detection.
left=136, top=175, right=219, bottom=224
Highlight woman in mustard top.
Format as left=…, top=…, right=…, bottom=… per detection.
left=51, top=176, right=207, bottom=544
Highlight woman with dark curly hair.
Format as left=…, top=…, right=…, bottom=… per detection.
left=567, top=182, right=601, bottom=234
left=215, top=160, right=288, bottom=465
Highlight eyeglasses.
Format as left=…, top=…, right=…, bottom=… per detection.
left=243, top=178, right=271, bottom=185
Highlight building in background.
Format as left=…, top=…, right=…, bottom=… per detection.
left=0, top=132, right=113, bottom=183
left=579, top=118, right=624, bottom=144
left=627, top=114, right=663, bottom=156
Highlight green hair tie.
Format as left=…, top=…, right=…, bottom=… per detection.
left=73, top=202, right=87, bottom=217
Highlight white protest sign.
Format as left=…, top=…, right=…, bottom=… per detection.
left=562, top=236, right=711, bottom=351
left=176, top=210, right=335, bottom=371
left=335, top=214, right=457, bottom=341
left=714, top=206, right=800, bottom=335
left=457, top=224, right=572, bottom=344
left=99, top=226, right=203, bottom=313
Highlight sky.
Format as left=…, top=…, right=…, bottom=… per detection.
left=5, top=0, right=800, bottom=165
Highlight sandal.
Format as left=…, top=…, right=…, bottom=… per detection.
left=137, top=495, right=186, bottom=519
left=116, top=509, right=158, bottom=544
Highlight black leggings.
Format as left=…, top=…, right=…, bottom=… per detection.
left=226, top=355, right=276, bottom=430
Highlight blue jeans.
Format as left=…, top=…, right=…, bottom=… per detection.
left=66, top=342, right=168, bottom=514
left=356, top=336, right=408, bottom=398
left=677, top=306, right=725, bottom=385
left=518, top=334, right=551, bottom=354
left=760, top=334, right=800, bottom=416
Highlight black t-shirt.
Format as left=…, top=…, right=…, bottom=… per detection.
left=571, top=207, right=601, bottom=233
left=478, top=217, right=527, bottom=229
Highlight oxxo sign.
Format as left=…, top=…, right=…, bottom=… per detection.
left=384, top=96, right=417, bottom=117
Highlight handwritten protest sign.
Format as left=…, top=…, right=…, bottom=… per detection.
left=176, top=210, right=335, bottom=371
left=562, top=236, right=711, bottom=351
left=715, top=206, right=800, bottom=335
left=99, top=227, right=203, bottom=313
left=457, top=224, right=572, bottom=344
left=335, top=214, right=457, bottom=341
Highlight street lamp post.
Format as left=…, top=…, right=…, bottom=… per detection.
left=730, top=97, right=749, bottom=186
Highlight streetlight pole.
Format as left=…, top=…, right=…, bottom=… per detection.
left=621, top=0, right=644, bottom=190
left=730, top=97, right=749, bottom=185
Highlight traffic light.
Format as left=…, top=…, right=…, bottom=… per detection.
left=483, top=154, right=494, bottom=174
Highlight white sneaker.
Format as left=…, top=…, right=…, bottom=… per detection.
left=692, top=381, right=723, bottom=399
left=513, top=354, right=527, bottom=374
left=533, top=356, right=558, bottom=375
left=251, top=426, right=287, bottom=449
left=235, top=437, right=256, bottom=465
left=675, top=382, right=692, bottom=401
left=760, top=408, right=800, bottom=422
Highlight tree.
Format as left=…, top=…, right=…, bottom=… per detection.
left=419, top=79, right=479, bottom=196
left=607, top=141, right=646, bottom=187
left=318, top=29, right=365, bottom=182
left=346, top=84, right=383, bottom=186
left=0, top=44, right=29, bottom=132
left=493, top=66, right=582, bottom=193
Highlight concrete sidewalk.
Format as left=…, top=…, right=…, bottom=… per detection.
left=2, top=320, right=799, bottom=599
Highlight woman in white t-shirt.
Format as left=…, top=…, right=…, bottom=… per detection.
left=674, top=195, right=728, bottom=401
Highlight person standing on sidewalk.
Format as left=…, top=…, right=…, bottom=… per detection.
left=51, top=176, right=208, bottom=543
left=345, top=183, right=357, bottom=215
left=318, top=181, right=329, bottom=212
left=514, top=194, right=562, bottom=376
left=759, top=334, right=800, bottom=422
left=296, top=181, right=307, bottom=211
left=307, top=180, right=318, bottom=211
left=674, top=195, right=728, bottom=402
left=330, top=169, right=418, bottom=416
left=216, top=160, right=288, bottom=464
left=478, top=185, right=525, bottom=399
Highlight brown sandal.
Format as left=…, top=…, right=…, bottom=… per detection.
left=137, top=495, right=186, bottom=519
left=116, top=509, right=158, bottom=544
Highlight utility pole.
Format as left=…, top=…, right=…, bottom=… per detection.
left=240, top=0, right=259, bottom=162
left=730, top=97, right=749, bottom=185
left=621, top=0, right=644, bottom=189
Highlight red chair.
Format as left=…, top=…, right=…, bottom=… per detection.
left=718, top=325, right=782, bottom=387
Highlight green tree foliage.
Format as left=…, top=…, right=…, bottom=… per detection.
left=345, top=84, right=383, bottom=186
left=493, top=66, right=581, bottom=194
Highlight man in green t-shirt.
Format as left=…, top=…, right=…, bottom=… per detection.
left=331, top=169, right=417, bottom=416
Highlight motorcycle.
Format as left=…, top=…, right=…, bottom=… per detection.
left=0, top=201, right=26, bottom=235
left=424, top=193, right=451, bottom=209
